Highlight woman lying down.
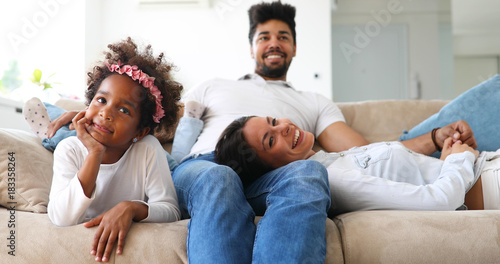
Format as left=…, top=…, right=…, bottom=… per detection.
left=214, top=116, right=500, bottom=216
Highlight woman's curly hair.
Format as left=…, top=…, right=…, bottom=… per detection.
left=85, top=37, right=183, bottom=136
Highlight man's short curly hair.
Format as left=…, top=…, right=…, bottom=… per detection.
left=85, top=37, right=182, bottom=135
left=248, top=1, right=297, bottom=45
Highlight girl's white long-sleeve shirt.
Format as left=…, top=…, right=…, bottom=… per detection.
left=48, top=135, right=180, bottom=226
left=309, top=142, right=485, bottom=215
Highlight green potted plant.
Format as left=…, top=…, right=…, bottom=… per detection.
left=30, top=69, right=57, bottom=90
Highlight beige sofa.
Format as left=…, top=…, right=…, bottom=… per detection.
left=1, top=99, right=500, bottom=263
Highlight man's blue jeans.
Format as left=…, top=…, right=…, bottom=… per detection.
left=172, top=153, right=330, bottom=264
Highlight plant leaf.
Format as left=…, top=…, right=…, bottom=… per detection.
left=33, top=69, right=42, bottom=82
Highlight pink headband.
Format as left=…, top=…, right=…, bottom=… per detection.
left=105, top=61, right=165, bottom=123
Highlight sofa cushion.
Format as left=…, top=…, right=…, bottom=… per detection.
left=0, top=209, right=344, bottom=263
left=337, top=100, right=448, bottom=143
left=0, top=208, right=189, bottom=263
left=0, top=129, right=53, bottom=213
left=399, top=74, right=500, bottom=153
left=334, top=210, right=500, bottom=263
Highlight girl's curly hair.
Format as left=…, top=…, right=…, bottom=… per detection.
left=86, top=37, right=183, bottom=136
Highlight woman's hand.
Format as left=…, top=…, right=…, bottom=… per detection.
left=47, top=110, right=79, bottom=138
left=440, top=137, right=479, bottom=160
left=83, top=201, right=148, bottom=262
left=72, top=110, right=106, bottom=155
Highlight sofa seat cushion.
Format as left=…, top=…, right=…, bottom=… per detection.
left=325, top=217, right=344, bottom=264
left=0, top=209, right=345, bottom=263
left=0, top=209, right=189, bottom=263
left=334, top=210, right=500, bottom=263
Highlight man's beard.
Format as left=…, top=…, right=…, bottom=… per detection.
left=255, top=61, right=290, bottom=79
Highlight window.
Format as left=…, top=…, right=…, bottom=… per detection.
left=0, top=0, right=85, bottom=104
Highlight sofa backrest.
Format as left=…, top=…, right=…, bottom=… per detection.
left=54, top=98, right=449, bottom=151
left=337, top=100, right=449, bottom=143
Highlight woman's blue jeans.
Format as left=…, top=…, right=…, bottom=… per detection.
left=171, top=153, right=330, bottom=264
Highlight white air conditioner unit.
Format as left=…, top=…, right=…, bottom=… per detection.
left=137, top=0, right=210, bottom=8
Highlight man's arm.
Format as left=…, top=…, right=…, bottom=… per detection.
left=399, top=132, right=437, bottom=155
left=400, top=120, right=477, bottom=155
left=316, top=120, right=477, bottom=155
left=316, top=121, right=369, bottom=152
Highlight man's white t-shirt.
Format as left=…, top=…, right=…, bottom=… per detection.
left=183, top=74, right=345, bottom=158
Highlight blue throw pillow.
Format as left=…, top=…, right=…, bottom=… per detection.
left=399, top=74, right=500, bottom=154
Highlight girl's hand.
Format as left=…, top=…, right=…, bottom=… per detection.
left=73, top=110, right=106, bottom=155
left=83, top=201, right=145, bottom=262
left=440, top=137, right=479, bottom=160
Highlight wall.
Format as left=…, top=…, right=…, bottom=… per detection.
left=2, top=0, right=497, bottom=107
left=331, top=0, right=453, bottom=100
left=452, top=0, right=500, bottom=56
left=85, top=0, right=333, bottom=99
left=451, top=0, right=500, bottom=96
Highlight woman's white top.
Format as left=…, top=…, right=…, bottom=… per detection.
left=309, top=141, right=486, bottom=215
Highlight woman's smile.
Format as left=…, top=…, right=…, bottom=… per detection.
left=243, top=116, right=316, bottom=168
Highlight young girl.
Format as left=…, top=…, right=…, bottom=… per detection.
left=46, top=37, right=182, bottom=262
left=214, top=116, right=500, bottom=216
